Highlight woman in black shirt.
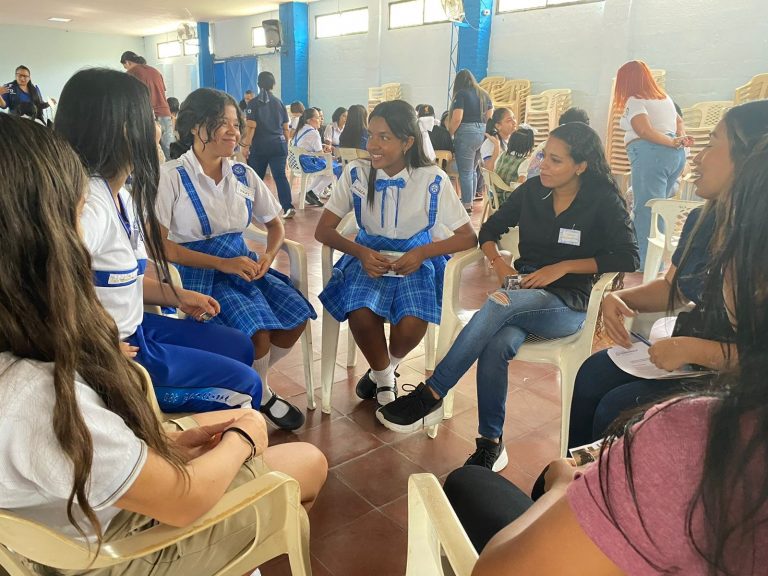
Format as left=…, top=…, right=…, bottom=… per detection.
left=377, top=122, right=639, bottom=471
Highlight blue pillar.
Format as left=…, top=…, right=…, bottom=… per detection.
left=279, top=2, right=309, bottom=105
left=197, top=22, right=214, bottom=88
left=457, top=0, right=493, bottom=81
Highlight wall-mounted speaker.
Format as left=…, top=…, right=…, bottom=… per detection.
left=262, top=19, right=282, bottom=48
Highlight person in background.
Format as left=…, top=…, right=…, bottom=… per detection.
left=613, top=60, right=688, bottom=268
left=480, top=107, right=517, bottom=171
left=241, top=72, right=295, bottom=219
left=239, top=89, right=254, bottom=111
left=324, top=106, right=347, bottom=148
left=338, top=104, right=369, bottom=151
left=0, top=65, right=52, bottom=123
left=522, top=107, right=590, bottom=181
left=292, top=107, right=337, bottom=207
left=448, top=69, right=493, bottom=212
left=492, top=126, right=535, bottom=188
left=415, top=104, right=437, bottom=162
left=16, top=101, right=45, bottom=125
left=167, top=96, right=180, bottom=126
left=120, top=51, right=173, bottom=160
left=430, top=111, right=454, bottom=153
left=288, top=100, right=305, bottom=139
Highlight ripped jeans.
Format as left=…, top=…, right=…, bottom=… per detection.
left=427, top=288, right=585, bottom=439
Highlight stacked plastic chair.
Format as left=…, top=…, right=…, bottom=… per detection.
left=524, top=89, right=572, bottom=146
left=493, top=79, right=531, bottom=123
left=367, top=82, right=402, bottom=114
left=734, top=72, right=768, bottom=104
left=681, top=101, right=733, bottom=157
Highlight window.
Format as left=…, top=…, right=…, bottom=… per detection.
left=498, top=0, right=601, bottom=13
left=157, top=40, right=182, bottom=59
left=315, top=7, right=369, bottom=38
left=252, top=26, right=267, bottom=47
left=183, top=39, right=199, bottom=55
left=389, top=0, right=449, bottom=29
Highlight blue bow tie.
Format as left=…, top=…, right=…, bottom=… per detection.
left=374, top=178, right=406, bottom=228
left=375, top=178, right=406, bottom=192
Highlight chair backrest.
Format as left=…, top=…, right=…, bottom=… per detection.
left=734, top=72, right=768, bottom=104
left=434, top=150, right=453, bottom=172
left=682, top=101, right=733, bottom=128
left=479, top=75, right=506, bottom=93
left=381, top=82, right=402, bottom=101
left=647, top=198, right=705, bottom=253
left=321, top=212, right=359, bottom=285
left=337, top=147, right=370, bottom=165
left=406, top=474, right=478, bottom=576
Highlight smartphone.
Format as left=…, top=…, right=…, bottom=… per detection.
left=380, top=250, right=405, bottom=278
left=503, top=274, right=526, bottom=290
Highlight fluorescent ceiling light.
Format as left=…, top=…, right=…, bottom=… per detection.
left=48, top=17, right=72, bottom=22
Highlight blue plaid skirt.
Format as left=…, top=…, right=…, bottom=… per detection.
left=178, top=233, right=316, bottom=336
left=319, top=231, right=446, bottom=325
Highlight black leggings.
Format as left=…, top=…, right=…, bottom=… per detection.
left=443, top=465, right=534, bottom=553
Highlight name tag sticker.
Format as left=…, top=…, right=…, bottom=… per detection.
left=235, top=183, right=254, bottom=201
left=558, top=228, right=581, bottom=246
left=351, top=181, right=367, bottom=199
left=108, top=270, right=138, bottom=285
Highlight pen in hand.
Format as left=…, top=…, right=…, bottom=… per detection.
left=630, top=331, right=652, bottom=347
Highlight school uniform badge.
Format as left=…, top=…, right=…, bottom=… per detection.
left=232, top=163, right=247, bottom=178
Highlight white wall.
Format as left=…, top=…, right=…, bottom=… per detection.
left=0, top=25, right=142, bottom=104
left=142, top=32, right=199, bottom=102
left=308, top=0, right=453, bottom=114
left=489, top=0, right=768, bottom=136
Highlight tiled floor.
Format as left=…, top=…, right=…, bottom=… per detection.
left=252, top=177, right=632, bottom=575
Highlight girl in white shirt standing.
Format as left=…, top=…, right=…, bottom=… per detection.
left=292, top=107, right=341, bottom=207
left=614, top=60, right=689, bottom=267
left=159, top=88, right=317, bottom=431
left=315, top=100, right=477, bottom=405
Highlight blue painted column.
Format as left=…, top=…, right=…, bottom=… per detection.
left=279, top=2, right=309, bottom=105
left=457, top=0, right=493, bottom=81
left=197, top=22, right=214, bottom=88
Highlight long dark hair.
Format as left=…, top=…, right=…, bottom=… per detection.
left=451, top=69, right=491, bottom=114
left=548, top=122, right=622, bottom=203
left=294, top=107, right=320, bottom=138
left=171, top=87, right=245, bottom=159
left=505, top=127, right=535, bottom=158
left=332, top=106, right=347, bottom=124
left=0, top=114, right=184, bottom=548
left=485, top=107, right=511, bottom=136
left=54, top=68, right=169, bottom=286
left=667, top=100, right=768, bottom=311
left=339, top=104, right=368, bottom=149
left=365, top=100, right=433, bottom=207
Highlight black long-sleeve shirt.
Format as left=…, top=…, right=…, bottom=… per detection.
left=478, top=176, right=639, bottom=311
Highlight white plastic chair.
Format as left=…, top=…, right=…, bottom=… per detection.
left=643, top=199, right=705, bottom=284
left=0, top=364, right=312, bottom=576
left=406, top=474, right=478, bottom=576
left=479, top=167, right=518, bottom=223
left=337, top=147, right=370, bottom=166
left=319, top=213, right=437, bottom=414
left=431, top=230, right=618, bottom=455
left=287, top=144, right=334, bottom=210
left=146, top=225, right=316, bottom=410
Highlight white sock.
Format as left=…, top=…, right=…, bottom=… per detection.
left=389, top=353, right=404, bottom=373
left=253, top=352, right=290, bottom=418
left=269, top=344, right=292, bottom=368
left=370, top=365, right=396, bottom=405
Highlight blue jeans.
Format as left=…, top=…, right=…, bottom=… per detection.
left=428, top=289, right=586, bottom=439
left=454, top=123, right=486, bottom=206
left=627, top=139, right=686, bottom=267
left=249, top=137, right=293, bottom=211
left=568, top=349, right=688, bottom=447
left=157, top=115, right=174, bottom=160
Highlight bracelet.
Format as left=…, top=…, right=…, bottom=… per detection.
left=223, top=426, right=256, bottom=462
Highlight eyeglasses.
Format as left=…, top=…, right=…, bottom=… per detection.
left=16, top=74, right=30, bottom=79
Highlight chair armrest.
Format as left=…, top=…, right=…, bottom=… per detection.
left=321, top=213, right=359, bottom=286
left=442, top=248, right=484, bottom=320
left=100, top=472, right=299, bottom=563
left=585, top=272, right=618, bottom=323
left=243, top=224, right=308, bottom=297
left=407, top=474, right=477, bottom=576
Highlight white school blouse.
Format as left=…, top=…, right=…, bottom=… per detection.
left=324, top=160, right=470, bottom=240
left=0, top=352, right=146, bottom=540
left=80, top=178, right=146, bottom=339
left=323, top=122, right=343, bottom=146
left=293, top=125, right=323, bottom=152
left=156, top=150, right=281, bottom=244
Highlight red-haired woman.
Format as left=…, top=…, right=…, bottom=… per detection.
left=614, top=60, right=688, bottom=268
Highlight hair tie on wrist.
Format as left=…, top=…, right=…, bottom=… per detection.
left=224, top=426, right=257, bottom=462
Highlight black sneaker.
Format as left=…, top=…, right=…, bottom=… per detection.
left=260, top=392, right=305, bottom=431
left=305, top=190, right=323, bottom=207
left=376, top=383, right=444, bottom=433
left=465, top=437, right=508, bottom=472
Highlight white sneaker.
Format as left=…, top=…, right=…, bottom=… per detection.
left=282, top=208, right=296, bottom=219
